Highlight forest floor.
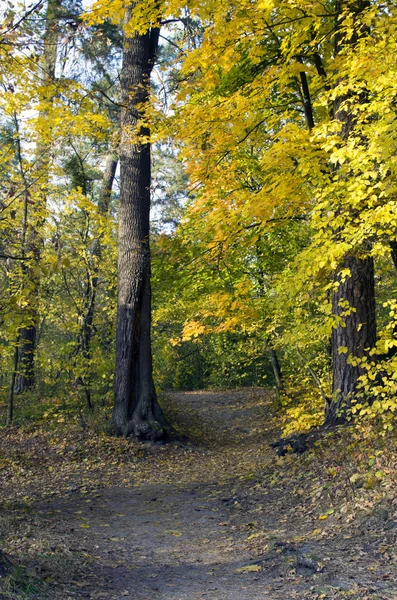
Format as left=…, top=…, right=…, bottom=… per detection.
left=1, top=388, right=397, bottom=599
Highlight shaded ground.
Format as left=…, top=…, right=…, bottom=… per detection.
left=1, top=389, right=397, bottom=599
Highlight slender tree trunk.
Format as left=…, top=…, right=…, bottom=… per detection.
left=15, top=0, right=60, bottom=394
left=390, top=240, right=397, bottom=271
left=112, top=15, right=167, bottom=439
left=98, top=150, right=118, bottom=214
left=325, top=0, right=376, bottom=423
left=255, top=243, right=284, bottom=391
left=269, top=348, right=282, bottom=390
left=77, top=151, right=118, bottom=409
left=83, top=150, right=119, bottom=356
left=7, top=340, right=19, bottom=425
left=14, top=326, right=36, bottom=394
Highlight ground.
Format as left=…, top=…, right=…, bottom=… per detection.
left=1, top=388, right=397, bottom=599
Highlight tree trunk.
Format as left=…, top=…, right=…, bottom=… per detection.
left=269, top=348, right=282, bottom=390
left=112, top=16, right=167, bottom=439
left=77, top=151, right=118, bottom=409
left=13, top=326, right=36, bottom=394
left=7, top=340, right=19, bottom=425
left=327, top=255, right=376, bottom=422
left=326, top=0, right=376, bottom=423
left=14, top=0, right=60, bottom=394
left=390, top=240, right=397, bottom=271
left=98, top=150, right=118, bottom=214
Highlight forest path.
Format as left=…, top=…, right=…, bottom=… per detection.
left=39, top=389, right=279, bottom=599
left=10, top=389, right=397, bottom=599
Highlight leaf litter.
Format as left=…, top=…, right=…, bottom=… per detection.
left=1, top=388, right=397, bottom=598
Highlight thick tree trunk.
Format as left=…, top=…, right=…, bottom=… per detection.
left=112, top=18, right=166, bottom=439
left=326, top=0, right=376, bottom=423
left=326, top=255, right=376, bottom=422
left=15, top=0, right=60, bottom=394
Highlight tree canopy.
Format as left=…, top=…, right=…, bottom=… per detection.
left=1, top=0, right=397, bottom=437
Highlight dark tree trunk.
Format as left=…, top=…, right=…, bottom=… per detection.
left=14, top=326, right=36, bottom=394
left=326, top=0, right=376, bottom=423
left=269, top=348, right=282, bottom=390
left=7, top=340, right=19, bottom=425
left=327, top=255, right=376, bottom=422
left=112, top=17, right=167, bottom=439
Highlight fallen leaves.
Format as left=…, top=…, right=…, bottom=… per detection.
left=2, top=389, right=397, bottom=600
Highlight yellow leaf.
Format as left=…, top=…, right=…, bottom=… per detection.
left=236, top=564, right=262, bottom=573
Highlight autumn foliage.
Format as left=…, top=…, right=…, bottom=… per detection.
left=1, top=0, right=397, bottom=435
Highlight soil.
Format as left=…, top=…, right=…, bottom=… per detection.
left=1, top=389, right=397, bottom=599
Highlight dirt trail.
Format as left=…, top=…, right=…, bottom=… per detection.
left=38, top=389, right=276, bottom=599
left=6, top=389, right=397, bottom=599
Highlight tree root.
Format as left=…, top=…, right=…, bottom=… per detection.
left=270, top=423, right=342, bottom=456
left=111, top=411, right=179, bottom=443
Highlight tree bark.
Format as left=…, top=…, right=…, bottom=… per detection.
left=98, top=150, right=118, bottom=214
left=269, top=348, right=282, bottom=390
left=13, top=326, right=36, bottom=394
left=327, top=255, right=376, bottom=422
left=112, top=15, right=167, bottom=439
left=326, top=0, right=376, bottom=423
left=7, top=340, right=19, bottom=425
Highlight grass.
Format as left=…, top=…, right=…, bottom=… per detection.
left=0, top=566, right=46, bottom=600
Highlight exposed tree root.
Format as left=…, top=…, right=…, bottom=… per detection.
left=270, top=423, right=342, bottom=456
left=110, top=408, right=180, bottom=444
